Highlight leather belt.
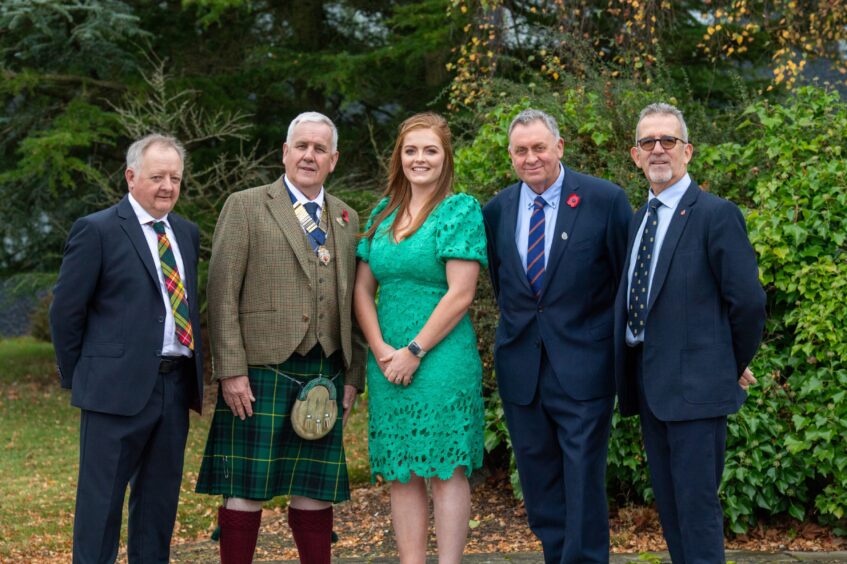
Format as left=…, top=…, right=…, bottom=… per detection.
left=158, top=356, right=186, bottom=373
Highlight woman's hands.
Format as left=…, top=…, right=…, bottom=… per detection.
left=377, top=343, right=420, bottom=387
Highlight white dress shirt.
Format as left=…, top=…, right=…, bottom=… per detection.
left=127, top=193, right=192, bottom=358
left=515, top=164, right=564, bottom=271
left=284, top=175, right=325, bottom=226
left=625, top=173, right=691, bottom=345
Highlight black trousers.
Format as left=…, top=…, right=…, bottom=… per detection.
left=73, top=364, right=190, bottom=564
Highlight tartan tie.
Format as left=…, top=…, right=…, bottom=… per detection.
left=526, top=195, right=547, bottom=298
left=151, top=221, right=194, bottom=350
left=628, top=198, right=663, bottom=337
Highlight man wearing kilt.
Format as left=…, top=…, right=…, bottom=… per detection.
left=196, top=111, right=366, bottom=564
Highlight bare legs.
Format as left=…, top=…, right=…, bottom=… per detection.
left=391, top=467, right=470, bottom=564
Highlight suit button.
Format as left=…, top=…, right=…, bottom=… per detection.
left=302, top=314, right=310, bottom=322
left=537, top=306, right=544, bottom=313
left=158, top=316, right=165, bottom=323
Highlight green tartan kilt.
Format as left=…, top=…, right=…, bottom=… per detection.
left=195, top=349, right=350, bottom=502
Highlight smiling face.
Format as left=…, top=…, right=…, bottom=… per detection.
left=282, top=121, right=339, bottom=197
left=125, top=142, right=183, bottom=219
left=400, top=127, right=445, bottom=192
left=508, top=119, right=565, bottom=194
left=631, top=113, right=693, bottom=195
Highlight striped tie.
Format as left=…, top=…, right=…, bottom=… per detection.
left=151, top=221, right=194, bottom=350
left=526, top=195, right=547, bottom=298
left=628, top=198, right=663, bottom=337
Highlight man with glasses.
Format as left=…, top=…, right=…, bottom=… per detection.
left=614, top=103, right=766, bottom=563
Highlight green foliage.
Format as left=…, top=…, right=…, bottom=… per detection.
left=462, top=82, right=847, bottom=534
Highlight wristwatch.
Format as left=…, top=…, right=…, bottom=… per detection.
left=407, top=340, right=427, bottom=358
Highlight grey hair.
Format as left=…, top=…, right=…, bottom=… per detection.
left=508, top=109, right=561, bottom=147
left=126, top=134, right=186, bottom=172
left=286, top=111, right=339, bottom=152
left=636, top=103, right=689, bottom=143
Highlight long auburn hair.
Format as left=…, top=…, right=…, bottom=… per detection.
left=363, top=112, right=454, bottom=240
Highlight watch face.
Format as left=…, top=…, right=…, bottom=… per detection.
left=408, top=341, right=423, bottom=357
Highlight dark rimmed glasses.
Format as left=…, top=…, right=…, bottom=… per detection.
left=636, top=135, right=686, bottom=151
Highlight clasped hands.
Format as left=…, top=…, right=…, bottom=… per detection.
left=375, top=342, right=419, bottom=387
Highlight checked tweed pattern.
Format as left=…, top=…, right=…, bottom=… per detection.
left=526, top=195, right=547, bottom=298
left=152, top=221, right=194, bottom=349
left=628, top=198, right=663, bottom=337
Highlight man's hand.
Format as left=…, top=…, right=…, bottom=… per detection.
left=221, top=375, right=255, bottom=420
left=738, top=367, right=757, bottom=391
left=379, top=347, right=420, bottom=387
left=342, top=384, right=357, bottom=427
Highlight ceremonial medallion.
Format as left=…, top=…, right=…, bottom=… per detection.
left=317, top=246, right=331, bottom=265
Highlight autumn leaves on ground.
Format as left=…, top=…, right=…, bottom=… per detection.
left=1, top=337, right=844, bottom=563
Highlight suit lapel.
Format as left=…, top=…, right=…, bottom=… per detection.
left=623, top=205, right=648, bottom=277
left=117, top=196, right=160, bottom=288
left=325, top=195, right=349, bottom=298
left=541, top=167, right=580, bottom=296
left=502, top=183, right=534, bottom=295
left=646, top=182, right=700, bottom=313
left=265, top=178, right=314, bottom=281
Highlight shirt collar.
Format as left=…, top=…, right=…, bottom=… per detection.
left=284, top=175, right=325, bottom=209
left=650, top=173, right=690, bottom=211
left=521, top=164, right=564, bottom=210
left=128, top=193, right=170, bottom=228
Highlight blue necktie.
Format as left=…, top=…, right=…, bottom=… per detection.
left=526, top=196, right=547, bottom=298
left=628, top=198, right=663, bottom=336
left=304, top=201, right=320, bottom=224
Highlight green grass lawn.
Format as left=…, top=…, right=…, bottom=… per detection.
left=0, top=337, right=371, bottom=560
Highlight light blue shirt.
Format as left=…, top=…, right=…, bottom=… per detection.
left=515, top=165, right=564, bottom=271
left=625, top=173, right=691, bottom=345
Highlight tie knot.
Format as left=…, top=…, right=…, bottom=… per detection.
left=648, top=198, right=662, bottom=213
left=533, top=196, right=547, bottom=210
left=303, top=201, right=320, bottom=222
left=151, top=221, right=166, bottom=235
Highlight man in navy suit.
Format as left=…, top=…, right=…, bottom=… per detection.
left=483, top=109, right=632, bottom=563
left=614, top=103, right=766, bottom=563
left=50, top=134, right=204, bottom=563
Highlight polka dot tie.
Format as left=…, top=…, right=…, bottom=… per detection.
left=628, top=198, right=663, bottom=337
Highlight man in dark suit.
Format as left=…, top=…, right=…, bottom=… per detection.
left=483, top=109, right=632, bottom=563
left=614, top=103, right=766, bottom=563
left=50, top=134, right=204, bottom=563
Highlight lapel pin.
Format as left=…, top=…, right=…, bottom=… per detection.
left=680, top=209, right=687, bottom=216
left=561, top=231, right=568, bottom=240
left=335, top=217, right=345, bottom=226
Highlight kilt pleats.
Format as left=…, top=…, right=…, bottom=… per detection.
left=196, top=349, right=350, bottom=502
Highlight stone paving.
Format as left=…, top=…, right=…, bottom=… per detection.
left=171, top=540, right=847, bottom=564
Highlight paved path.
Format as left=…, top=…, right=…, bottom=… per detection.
left=172, top=541, right=847, bottom=563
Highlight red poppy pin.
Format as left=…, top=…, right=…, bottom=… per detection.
left=566, top=194, right=580, bottom=208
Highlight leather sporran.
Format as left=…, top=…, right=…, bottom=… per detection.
left=290, top=376, right=338, bottom=440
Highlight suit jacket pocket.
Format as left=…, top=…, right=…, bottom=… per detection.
left=680, top=344, right=737, bottom=404
left=81, top=342, right=124, bottom=357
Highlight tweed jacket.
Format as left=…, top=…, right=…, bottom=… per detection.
left=207, top=177, right=366, bottom=389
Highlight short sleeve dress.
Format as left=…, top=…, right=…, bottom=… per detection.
left=356, top=193, right=488, bottom=483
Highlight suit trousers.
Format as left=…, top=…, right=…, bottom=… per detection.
left=634, top=345, right=728, bottom=564
left=501, top=345, right=614, bottom=564
left=73, top=363, right=191, bottom=564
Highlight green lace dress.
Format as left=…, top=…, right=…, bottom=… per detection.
left=356, top=193, right=487, bottom=483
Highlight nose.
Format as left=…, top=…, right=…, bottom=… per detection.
left=651, top=142, right=666, bottom=154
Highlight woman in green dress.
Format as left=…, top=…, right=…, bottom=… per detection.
left=353, top=112, right=487, bottom=563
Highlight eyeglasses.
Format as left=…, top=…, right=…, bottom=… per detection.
left=636, top=135, right=686, bottom=151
